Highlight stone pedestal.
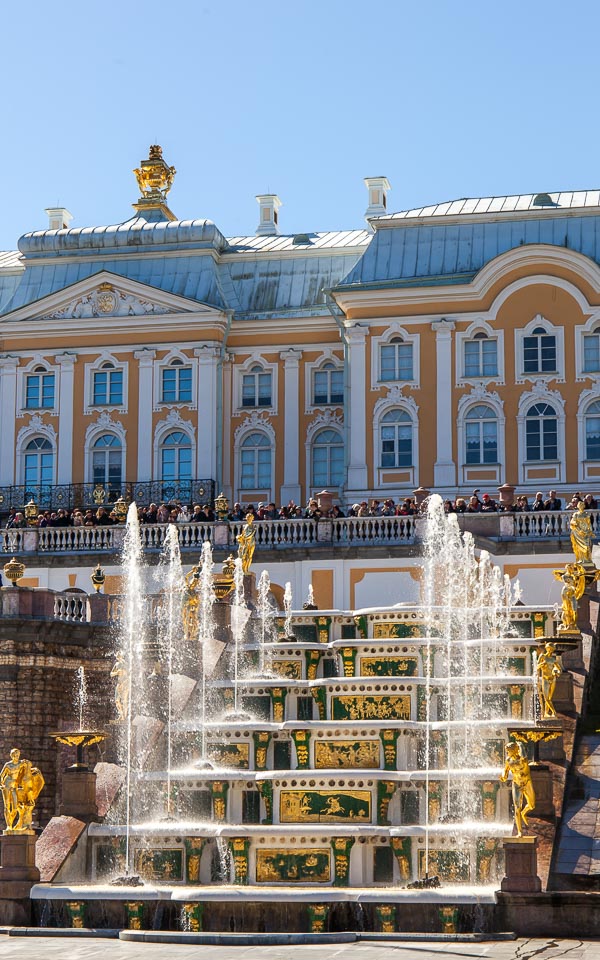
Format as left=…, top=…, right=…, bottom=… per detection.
left=554, top=672, right=575, bottom=713
left=60, top=769, right=98, bottom=821
left=530, top=764, right=555, bottom=818
left=213, top=523, right=229, bottom=549
left=500, top=837, right=541, bottom=892
left=0, top=833, right=40, bottom=898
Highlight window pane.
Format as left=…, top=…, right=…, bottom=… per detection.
left=464, top=341, right=480, bottom=377
left=586, top=415, right=600, bottom=459
left=162, top=368, right=177, bottom=402
left=466, top=421, right=482, bottom=464
left=179, top=367, right=192, bottom=402
left=584, top=335, right=600, bottom=373
left=330, top=370, right=344, bottom=403
left=523, top=336, right=539, bottom=373
left=380, top=345, right=396, bottom=381
left=313, top=371, right=328, bottom=404
left=25, top=375, right=40, bottom=408
left=397, top=344, right=413, bottom=380
left=242, top=375, right=255, bottom=406
left=257, top=373, right=271, bottom=406
left=542, top=419, right=557, bottom=459
left=41, top=374, right=55, bottom=407
left=109, top=371, right=123, bottom=405
left=540, top=336, right=556, bottom=372
left=481, top=339, right=498, bottom=376
left=93, top=372, right=107, bottom=405
left=526, top=419, right=542, bottom=461
left=312, top=446, right=328, bottom=487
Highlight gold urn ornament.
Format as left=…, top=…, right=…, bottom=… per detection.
left=24, top=499, right=38, bottom=526
left=214, top=492, right=230, bottom=521
left=90, top=563, right=106, bottom=594
left=3, top=557, right=25, bottom=587
left=134, top=145, right=176, bottom=201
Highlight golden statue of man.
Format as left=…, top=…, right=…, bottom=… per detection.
left=236, top=514, right=256, bottom=574
left=553, top=562, right=587, bottom=633
left=535, top=641, right=562, bottom=719
left=0, top=748, right=44, bottom=833
left=569, top=501, right=594, bottom=563
left=499, top=741, right=535, bottom=837
left=183, top=566, right=201, bottom=644
left=110, top=653, right=129, bottom=723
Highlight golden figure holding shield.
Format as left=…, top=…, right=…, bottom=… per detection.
left=0, top=748, right=44, bottom=834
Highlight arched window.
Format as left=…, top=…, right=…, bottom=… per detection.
left=160, top=431, right=192, bottom=481
left=92, top=434, right=123, bottom=489
left=93, top=361, right=123, bottom=406
left=311, top=429, right=344, bottom=487
left=242, top=365, right=272, bottom=408
left=240, top=432, right=271, bottom=489
left=161, top=358, right=192, bottom=403
left=585, top=400, right=600, bottom=460
left=523, top=326, right=556, bottom=374
left=24, top=437, right=54, bottom=488
left=313, top=363, right=343, bottom=405
left=380, top=336, right=413, bottom=382
left=465, top=404, right=498, bottom=464
left=526, top=403, right=558, bottom=461
left=380, top=409, right=413, bottom=468
left=464, top=332, right=498, bottom=378
left=25, top=365, right=55, bottom=409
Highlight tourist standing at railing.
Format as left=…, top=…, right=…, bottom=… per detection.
left=566, top=493, right=582, bottom=510
left=584, top=493, right=598, bottom=510
left=532, top=492, right=545, bottom=511
left=466, top=496, right=481, bottom=513
left=6, top=512, right=26, bottom=529
left=480, top=494, right=498, bottom=512
left=545, top=490, right=562, bottom=510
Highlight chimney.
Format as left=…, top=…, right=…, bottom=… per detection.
left=364, top=177, right=391, bottom=226
left=45, top=207, right=73, bottom=231
left=255, top=194, right=282, bottom=236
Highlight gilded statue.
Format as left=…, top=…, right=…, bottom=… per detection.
left=569, top=501, right=595, bottom=564
left=535, top=641, right=562, bottom=719
left=553, top=562, right=587, bottom=633
left=499, top=742, right=535, bottom=837
left=0, top=748, right=44, bottom=833
left=110, top=653, right=129, bottom=723
left=183, top=566, right=200, bottom=644
left=236, top=514, right=256, bottom=574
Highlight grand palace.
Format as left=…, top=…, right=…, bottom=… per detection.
left=1, top=146, right=600, bottom=606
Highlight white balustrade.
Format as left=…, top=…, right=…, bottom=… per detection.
left=53, top=593, right=87, bottom=622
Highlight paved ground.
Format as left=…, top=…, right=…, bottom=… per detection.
left=0, top=938, right=599, bottom=960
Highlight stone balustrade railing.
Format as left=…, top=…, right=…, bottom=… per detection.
left=0, top=509, right=594, bottom=556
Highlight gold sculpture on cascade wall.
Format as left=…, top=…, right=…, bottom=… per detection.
left=110, top=653, right=129, bottom=723
left=535, top=641, right=562, bottom=719
left=569, top=501, right=594, bottom=563
left=236, top=514, right=256, bottom=574
left=499, top=741, right=535, bottom=837
left=183, top=566, right=201, bottom=644
left=0, top=748, right=44, bottom=834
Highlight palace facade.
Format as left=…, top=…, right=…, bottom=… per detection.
left=1, top=148, right=600, bottom=510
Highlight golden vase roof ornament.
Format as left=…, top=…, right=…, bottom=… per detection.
left=3, top=557, right=25, bottom=587
left=134, top=145, right=176, bottom=201
left=90, top=563, right=106, bottom=594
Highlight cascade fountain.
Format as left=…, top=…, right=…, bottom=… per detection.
left=30, top=493, right=572, bottom=934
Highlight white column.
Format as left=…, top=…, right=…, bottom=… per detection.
left=221, top=353, right=233, bottom=500
left=432, top=319, right=456, bottom=487
left=345, top=324, right=369, bottom=491
left=280, top=348, right=302, bottom=504
left=134, top=349, right=156, bottom=481
left=56, top=352, right=77, bottom=484
left=0, top=356, right=18, bottom=484
left=194, top=344, right=220, bottom=482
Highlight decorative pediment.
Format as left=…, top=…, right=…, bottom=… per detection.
left=17, top=413, right=57, bottom=447
left=40, top=282, right=177, bottom=320
left=84, top=411, right=126, bottom=446
left=234, top=411, right=275, bottom=444
left=306, top=409, right=344, bottom=443
left=373, top=385, right=419, bottom=421
left=457, top=383, right=504, bottom=418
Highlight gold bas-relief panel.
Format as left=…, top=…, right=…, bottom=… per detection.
left=360, top=656, right=418, bottom=677
left=280, top=789, right=371, bottom=822
left=314, top=740, right=380, bottom=769
left=373, top=623, right=424, bottom=639
left=256, top=849, right=330, bottom=883
left=332, top=695, right=411, bottom=721
left=207, top=743, right=250, bottom=768
left=271, top=660, right=302, bottom=680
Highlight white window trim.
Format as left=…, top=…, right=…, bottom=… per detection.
left=153, top=348, right=197, bottom=412
left=456, top=388, right=505, bottom=483
left=517, top=384, right=565, bottom=484
left=17, top=356, right=59, bottom=417
left=370, top=323, right=420, bottom=391
left=304, top=410, right=344, bottom=496
left=84, top=412, right=127, bottom=486
left=84, top=351, right=128, bottom=415
left=372, top=390, right=419, bottom=488
left=574, top=311, right=600, bottom=382
left=304, top=349, right=344, bottom=413
left=514, top=314, right=565, bottom=385
left=233, top=355, right=278, bottom=416
left=577, top=385, right=600, bottom=482
left=16, top=415, right=58, bottom=485
left=455, top=319, right=505, bottom=386
left=153, top=409, right=196, bottom=482
left=233, top=413, right=275, bottom=502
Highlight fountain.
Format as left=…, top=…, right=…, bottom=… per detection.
left=26, top=494, right=584, bottom=935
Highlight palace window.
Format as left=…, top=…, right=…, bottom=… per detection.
left=93, top=363, right=123, bottom=406
left=380, top=337, right=413, bottom=382
left=160, top=430, right=192, bottom=481
left=25, top=367, right=55, bottom=409
left=525, top=403, right=558, bottom=461
left=465, top=404, right=498, bottom=464
left=92, top=434, right=123, bottom=489
left=24, top=437, right=54, bottom=488
left=585, top=400, right=600, bottom=460
left=240, top=431, right=271, bottom=488
left=242, top=365, right=272, bottom=408
left=313, top=363, right=343, bottom=405
left=161, top=359, right=193, bottom=403
left=464, top=334, right=498, bottom=378
left=583, top=331, right=600, bottom=373
left=380, top=409, right=413, bottom=468
left=523, top=327, right=556, bottom=375
left=311, top=428, right=344, bottom=488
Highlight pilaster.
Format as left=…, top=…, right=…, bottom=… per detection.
left=280, top=348, right=302, bottom=504
left=432, top=320, right=456, bottom=487
left=345, top=324, right=369, bottom=490
left=134, top=349, right=156, bottom=481
left=56, top=353, right=77, bottom=484
left=0, top=357, right=18, bottom=484
left=194, top=344, right=221, bottom=483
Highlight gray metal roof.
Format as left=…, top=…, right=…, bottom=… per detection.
left=376, top=191, right=600, bottom=221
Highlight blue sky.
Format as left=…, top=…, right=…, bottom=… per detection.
left=1, top=0, right=599, bottom=249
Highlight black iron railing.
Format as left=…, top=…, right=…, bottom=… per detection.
left=0, top=480, right=216, bottom=513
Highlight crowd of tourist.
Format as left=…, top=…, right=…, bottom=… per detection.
left=3, top=489, right=599, bottom=530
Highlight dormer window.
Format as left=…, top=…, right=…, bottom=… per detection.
left=523, top=326, right=556, bottom=374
